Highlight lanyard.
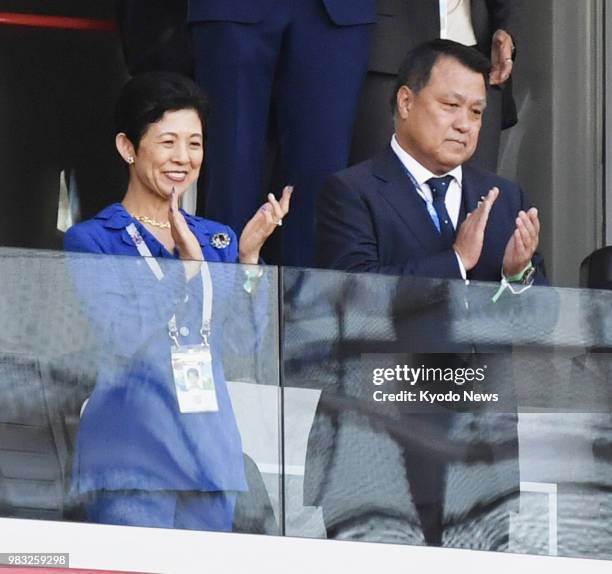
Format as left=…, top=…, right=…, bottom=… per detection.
left=125, top=223, right=212, bottom=347
left=401, top=166, right=442, bottom=233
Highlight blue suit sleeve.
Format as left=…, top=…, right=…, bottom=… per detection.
left=316, top=174, right=463, bottom=280
left=485, top=0, right=514, bottom=35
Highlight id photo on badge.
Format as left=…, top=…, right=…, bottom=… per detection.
left=172, top=350, right=219, bottom=413
left=183, top=366, right=208, bottom=391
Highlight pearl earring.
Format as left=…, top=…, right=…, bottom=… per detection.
left=127, top=156, right=135, bottom=165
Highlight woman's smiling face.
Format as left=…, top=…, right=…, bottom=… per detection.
left=131, top=108, right=204, bottom=200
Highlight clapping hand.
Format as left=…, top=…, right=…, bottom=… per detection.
left=168, top=187, right=204, bottom=280
left=239, top=186, right=293, bottom=264
left=502, top=208, right=540, bottom=277
left=453, top=187, right=499, bottom=271
left=169, top=187, right=204, bottom=262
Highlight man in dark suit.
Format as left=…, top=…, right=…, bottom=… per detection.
left=350, top=0, right=516, bottom=172
left=188, top=0, right=375, bottom=267
left=312, top=39, right=544, bottom=546
left=318, top=39, right=543, bottom=286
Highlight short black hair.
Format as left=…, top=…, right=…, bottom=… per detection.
left=115, top=71, right=209, bottom=149
left=390, top=39, right=490, bottom=114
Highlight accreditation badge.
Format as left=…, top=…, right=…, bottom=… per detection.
left=171, top=345, right=219, bottom=413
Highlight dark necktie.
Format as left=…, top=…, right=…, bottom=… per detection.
left=426, top=176, right=455, bottom=247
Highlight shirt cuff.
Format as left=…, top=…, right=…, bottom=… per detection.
left=453, top=249, right=467, bottom=280
left=501, top=262, right=533, bottom=283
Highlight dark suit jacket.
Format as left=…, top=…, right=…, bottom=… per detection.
left=187, top=0, right=376, bottom=26
left=316, top=146, right=546, bottom=284
left=116, top=0, right=193, bottom=76
left=369, top=0, right=516, bottom=129
left=370, top=0, right=513, bottom=74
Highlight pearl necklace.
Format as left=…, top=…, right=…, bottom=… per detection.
left=132, top=214, right=171, bottom=229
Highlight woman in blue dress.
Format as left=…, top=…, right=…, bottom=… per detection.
left=64, top=72, right=291, bottom=531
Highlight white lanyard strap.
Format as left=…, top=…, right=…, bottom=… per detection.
left=125, top=223, right=213, bottom=346
left=126, top=222, right=163, bottom=278
left=199, top=261, right=213, bottom=345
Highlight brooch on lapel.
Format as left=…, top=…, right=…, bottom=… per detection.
left=210, top=232, right=231, bottom=249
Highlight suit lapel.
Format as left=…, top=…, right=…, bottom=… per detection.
left=372, top=148, right=445, bottom=251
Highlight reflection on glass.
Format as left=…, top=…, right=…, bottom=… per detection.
left=67, top=254, right=254, bottom=531
left=283, top=267, right=612, bottom=560
left=0, top=251, right=280, bottom=535
left=3, top=255, right=612, bottom=560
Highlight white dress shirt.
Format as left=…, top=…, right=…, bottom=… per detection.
left=439, top=0, right=478, bottom=46
left=391, top=134, right=467, bottom=278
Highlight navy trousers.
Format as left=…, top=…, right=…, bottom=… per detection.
left=192, top=0, right=371, bottom=267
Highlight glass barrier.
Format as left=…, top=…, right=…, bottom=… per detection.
left=0, top=249, right=281, bottom=535
left=282, top=267, right=612, bottom=560
left=3, top=250, right=612, bottom=563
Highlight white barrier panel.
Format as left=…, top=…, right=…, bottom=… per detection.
left=0, top=518, right=609, bottom=574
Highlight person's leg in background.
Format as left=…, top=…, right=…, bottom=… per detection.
left=274, top=1, right=370, bottom=268
left=401, top=413, right=454, bottom=547
left=191, top=9, right=286, bottom=239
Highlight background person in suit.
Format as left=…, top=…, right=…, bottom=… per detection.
left=188, top=0, right=375, bottom=267
left=350, top=0, right=516, bottom=172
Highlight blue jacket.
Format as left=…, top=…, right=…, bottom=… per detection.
left=64, top=204, right=248, bottom=494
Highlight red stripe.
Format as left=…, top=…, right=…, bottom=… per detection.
left=0, top=12, right=117, bottom=32
left=0, top=568, right=153, bottom=573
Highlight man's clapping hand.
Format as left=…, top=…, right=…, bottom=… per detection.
left=502, top=208, right=540, bottom=277
left=453, top=187, right=499, bottom=271
left=453, top=187, right=539, bottom=277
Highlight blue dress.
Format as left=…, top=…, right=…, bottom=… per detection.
left=64, top=203, right=248, bottom=530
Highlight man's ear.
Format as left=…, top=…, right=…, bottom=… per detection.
left=396, top=85, right=415, bottom=120
left=115, top=133, right=136, bottom=164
